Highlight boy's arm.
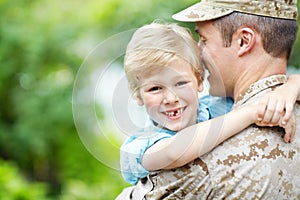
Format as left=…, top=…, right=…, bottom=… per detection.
left=290, top=74, right=300, bottom=101
left=142, top=74, right=300, bottom=171
left=142, top=73, right=300, bottom=171
left=142, top=105, right=256, bottom=170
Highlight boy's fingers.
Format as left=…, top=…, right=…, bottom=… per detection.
left=270, top=101, right=284, bottom=124
left=283, top=114, right=296, bottom=143
left=282, top=103, right=294, bottom=125
left=262, top=99, right=277, bottom=123
left=257, top=94, right=269, bottom=121
left=256, top=97, right=269, bottom=121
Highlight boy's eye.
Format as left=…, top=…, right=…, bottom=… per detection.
left=176, top=81, right=188, bottom=86
left=147, top=86, right=161, bottom=92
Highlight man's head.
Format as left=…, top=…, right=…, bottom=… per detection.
left=173, top=0, right=298, bottom=59
left=173, top=0, right=298, bottom=99
left=173, top=0, right=298, bottom=22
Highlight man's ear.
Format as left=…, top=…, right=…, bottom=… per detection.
left=136, top=96, right=144, bottom=106
left=237, top=27, right=256, bottom=57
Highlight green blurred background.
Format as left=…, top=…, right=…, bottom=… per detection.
left=0, top=0, right=299, bottom=199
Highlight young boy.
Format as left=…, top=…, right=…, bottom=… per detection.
left=120, top=22, right=299, bottom=187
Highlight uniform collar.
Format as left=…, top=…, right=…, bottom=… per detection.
left=235, top=75, right=287, bottom=106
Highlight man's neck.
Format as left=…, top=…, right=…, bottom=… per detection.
left=233, top=56, right=287, bottom=103
left=234, top=74, right=287, bottom=106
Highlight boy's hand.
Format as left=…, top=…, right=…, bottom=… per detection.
left=256, top=113, right=295, bottom=143
left=255, top=81, right=298, bottom=143
left=281, top=114, right=296, bottom=143
left=256, top=74, right=300, bottom=126
left=256, top=88, right=295, bottom=125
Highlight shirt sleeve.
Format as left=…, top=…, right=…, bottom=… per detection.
left=198, top=95, right=233, bottom=121
left=120, top=129, right=174, bottom=185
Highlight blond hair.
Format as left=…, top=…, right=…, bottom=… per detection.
left=124, top=22, right=204, bottom=97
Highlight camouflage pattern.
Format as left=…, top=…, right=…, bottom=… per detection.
left=116, top=75, right=300, bottom=200
left=172, top=0, right=298, bottom=22
left=116, top=176, right=153, bottom=200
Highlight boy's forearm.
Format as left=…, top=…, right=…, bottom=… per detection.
left=142, top=106, right=255, bottom=170
left=287, top=74, right=300, bottom=101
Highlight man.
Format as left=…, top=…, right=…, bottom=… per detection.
left=140, top=0, right=300, bottom=199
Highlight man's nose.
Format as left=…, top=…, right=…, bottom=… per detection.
left=197, top=41, right=204, bottom=57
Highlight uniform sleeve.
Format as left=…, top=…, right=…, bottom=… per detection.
left=120, top=130, right=174, bottom=185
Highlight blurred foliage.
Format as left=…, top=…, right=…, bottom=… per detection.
left=0, top=159, right=49, bottom=200
left=0, top=0, right=299, bottom=199
left=0, top=0, right=197, bottom=199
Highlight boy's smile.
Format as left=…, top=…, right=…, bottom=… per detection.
left=163, top=107, right=185, bottom=119
left=136, top=58, right=202, bottom=131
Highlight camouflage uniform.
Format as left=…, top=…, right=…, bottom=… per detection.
left=119, top=75, right=300, bottom=200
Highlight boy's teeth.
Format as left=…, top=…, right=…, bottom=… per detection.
left=165, top=108, right=183, bottom=117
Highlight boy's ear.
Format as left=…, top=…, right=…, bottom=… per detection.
left=136, top=96, right=144, bottom=106
left=237, top=27, right=255, bottom=57
left=198, top=82, right=203, bottom=92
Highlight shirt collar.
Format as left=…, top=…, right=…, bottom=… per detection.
left=235, top=74, right=287, bottom=106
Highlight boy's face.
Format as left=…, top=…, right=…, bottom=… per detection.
left=136, top=58, right=202, bottom=132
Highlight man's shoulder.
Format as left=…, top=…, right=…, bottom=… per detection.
left=207, top=101, right=300, bottom=156
left=202, top=100, right=300, bottom=170
left=203, top=100, right=300, bottom=170
left=201, top=105, right=300, bottom=198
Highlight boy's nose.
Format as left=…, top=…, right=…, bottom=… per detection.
left=163, top=89, right=179, bottom=104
